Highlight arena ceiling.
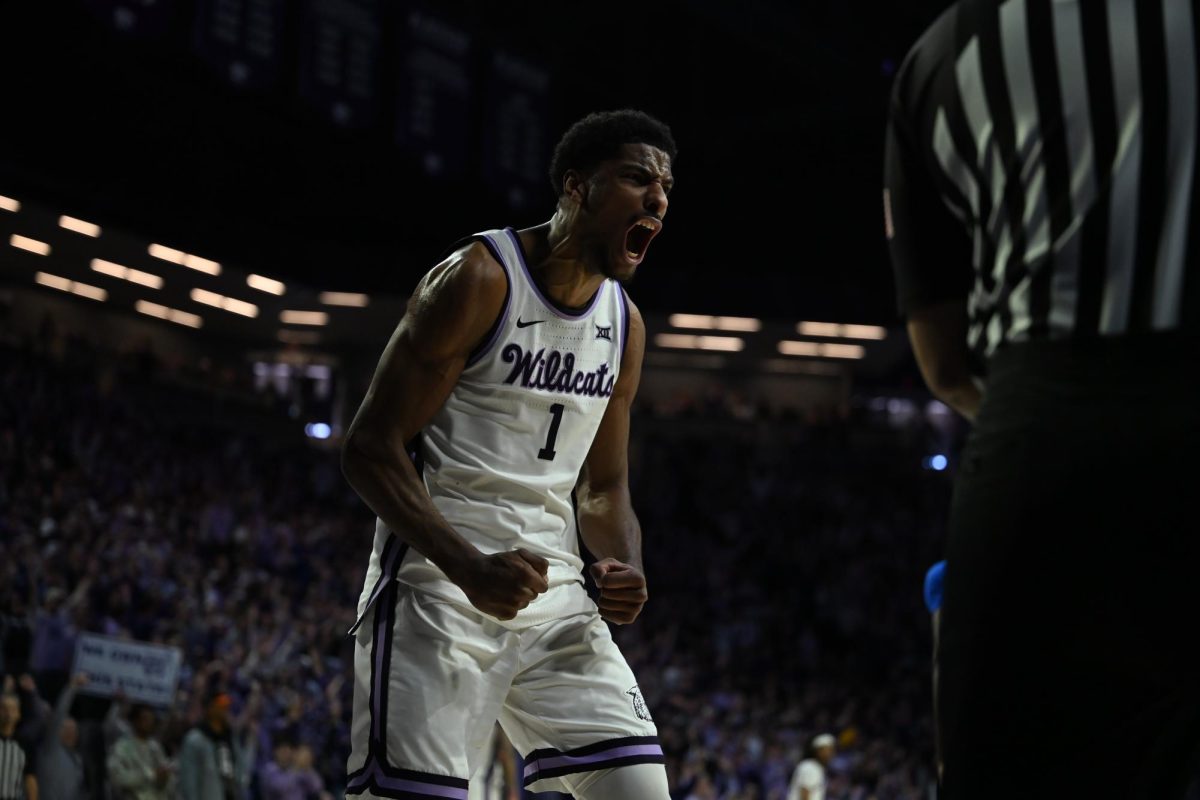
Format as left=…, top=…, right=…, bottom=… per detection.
left=0, top=0, right=950, bottom=327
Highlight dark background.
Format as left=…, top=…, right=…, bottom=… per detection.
left=0, top=0, right=951, bottom=324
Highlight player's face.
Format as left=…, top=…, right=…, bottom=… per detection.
left=577, top=143, right=673, bottom=282
left=133, top=708, right=157, bottom=738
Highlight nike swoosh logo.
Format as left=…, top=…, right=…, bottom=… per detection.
left=516, top=318, right=544, bottom=328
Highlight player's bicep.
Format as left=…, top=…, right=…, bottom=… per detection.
left=583, top=303, right=645, bottom=493
left=345, top=248, right=506, bottom=455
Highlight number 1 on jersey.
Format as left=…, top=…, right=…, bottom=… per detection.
left=538, top=403, right=565, bottom=461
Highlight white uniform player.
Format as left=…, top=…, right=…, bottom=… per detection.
left=345, top=229, right=659, bottom=798
left=341, top=105, right=675, bottom=800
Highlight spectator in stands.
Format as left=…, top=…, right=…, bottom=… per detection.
left=106, top=704, right=172, bottom=800
left=32, top=672, right=88, bottom=800
left=178, top=692, right=253, bottom=800
left=259, top=736, right=325, bottom=800
left=0, top=682, right=36, bottom=800
left=0, top=339, right=952, bottom=798
left=291, top=745, right=330, bottom=800
left=787, top=733, right=836, bottom=800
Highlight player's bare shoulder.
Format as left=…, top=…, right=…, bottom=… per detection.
left=404, top=240, right=509, bottom=360
left=614, top=294, right=646, bottom=396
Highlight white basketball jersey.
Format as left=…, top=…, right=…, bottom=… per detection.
left=352, top=227, right=630, bottom=631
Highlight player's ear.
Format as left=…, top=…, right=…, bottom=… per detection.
left=563, top=170, right=589, bottom=206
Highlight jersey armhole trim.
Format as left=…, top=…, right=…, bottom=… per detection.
left=618, top=285, right=631, bottom=363
left=465, top=235, right=513, bottom=368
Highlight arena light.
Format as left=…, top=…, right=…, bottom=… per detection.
left=148, top=243, right=187, bottom=264
left=11, top=234, right=50, bottom=255
left=668, top=313, right=761, bottom=332
left=34, top=272, right=73, bottom=291
left=247, top=274, right=286, bottom=295
left=777, top=341, right=820, bottom=357
left=185, top=254, right=221, bottom=275
left=305, top=422, right=333, bottom=440
left=136, top=299, right=203, bottom=329
left=821, top=343, right=866, bottom=359
left=280, top=310, right=329, bottom=326
left=190, top=288, right=259, bottom=318
left=91, top=259, right=163, bottom=289
left=0, top=194, right=20, bottom=212
left=149, top=243, right=222, bottom=275
left=319, top=291, right=370, bottom=307
left=797, top=321, right=887, bottom=340
left=842, top=324, right=887, bottom=340
left=778, top=341, right=866, bottom=359
left=70, top=283, right=108, bottom=301
left=34, top=271, right=106, bottom=302
left=654, top=333, right=745, bottom=352
left=59, top=215, right=101, bottom=237
left=305, top=364, right=332, bottom=379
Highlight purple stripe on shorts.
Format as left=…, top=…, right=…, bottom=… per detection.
left=347, top=762, right=470, bottom=800
left=370, top=540, right=405, bottom=744
left=523, top=744, right=665, bottom=779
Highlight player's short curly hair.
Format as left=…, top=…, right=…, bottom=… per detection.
left=549, top=109, right=676, bottom=196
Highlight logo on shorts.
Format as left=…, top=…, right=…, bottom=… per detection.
left=626, top=685, right=652, bottom=722
left=595, top=324, right=612, bottom=342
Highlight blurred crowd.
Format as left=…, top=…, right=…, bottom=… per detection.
left=1, top=326, right=949, bottom=799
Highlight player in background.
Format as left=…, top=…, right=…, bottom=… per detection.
left=786, top=733, right=835, bottom=800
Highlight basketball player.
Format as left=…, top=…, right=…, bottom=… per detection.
left=341, top=110, right=675, bottom=800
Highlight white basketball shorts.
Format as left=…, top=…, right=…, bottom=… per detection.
left=345, top=578, right=663, bottom=798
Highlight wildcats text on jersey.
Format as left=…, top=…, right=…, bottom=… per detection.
left=501, top=344, right=616, bottom=397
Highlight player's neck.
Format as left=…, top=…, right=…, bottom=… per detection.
left=519, top=216, right=606, bottom=311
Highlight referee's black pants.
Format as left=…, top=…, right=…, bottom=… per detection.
left=939, top=334, right=1200, bottom=799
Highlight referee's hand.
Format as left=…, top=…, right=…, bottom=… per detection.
left=454, top=549, right=549, bottom=621
left=590, top=559, right=648, bottom=625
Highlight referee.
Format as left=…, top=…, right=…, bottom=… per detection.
left=0, top=690, right=36, bottom=800
left=885, top=0, right=1200, bottom=797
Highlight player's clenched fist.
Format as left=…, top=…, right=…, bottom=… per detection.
left=452, top=548, right=550, bottom=620
left=590, top=558, right=648, bottom=625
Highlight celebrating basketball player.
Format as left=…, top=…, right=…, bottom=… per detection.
left=340, top=110, right=675, bottom=800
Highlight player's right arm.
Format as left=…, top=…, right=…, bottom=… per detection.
left=341, top=244, right=549, bottom=620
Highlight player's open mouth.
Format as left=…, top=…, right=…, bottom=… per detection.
left=624, top=217, right=662, bottom=263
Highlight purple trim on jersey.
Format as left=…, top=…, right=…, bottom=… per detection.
left=505, top=227, right=605, bottom=320
left=618, top=285, right=631, bottom=362
left=465, top=233, right=513, bottom=367
left=521, top=737, right=665, bottom=786
left=346, top=760, right=469, bottom=799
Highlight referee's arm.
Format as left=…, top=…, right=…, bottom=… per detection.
left=883, top=59, right=979, bottom=421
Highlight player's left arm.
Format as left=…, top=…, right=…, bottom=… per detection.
left=577, top=299, right=647, bottom=625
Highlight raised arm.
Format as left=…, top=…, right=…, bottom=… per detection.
left=341, top=244, right=549, bottom=620
left=577, top=300, right=648, bottom=625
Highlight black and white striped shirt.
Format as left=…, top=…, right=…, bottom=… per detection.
left=0, top=734, right=33, bottom=800
left=885, top=0, right=1200, bottom=368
